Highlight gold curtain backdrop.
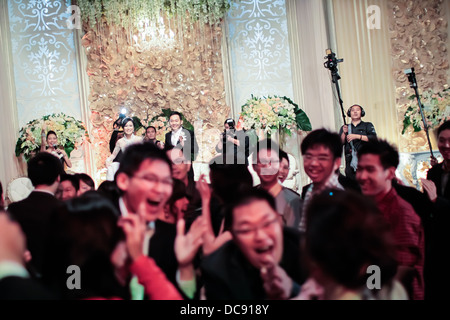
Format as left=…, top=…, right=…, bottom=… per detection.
left=331, top=0, right=449, bottom=154
left=81, top=19, right=230, bottom=176
left=388, top=0, right=449, bottom=152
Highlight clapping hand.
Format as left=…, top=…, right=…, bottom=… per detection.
left=420, top=178, right=438, bottom=202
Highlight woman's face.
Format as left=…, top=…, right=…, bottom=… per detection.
left=78, top=180, right=94, bottom=196
left=174, top=196, right=189, bottom=218
left=47, top=133, right=58, bottom=147
left=123, top=121, right=134, bottom=135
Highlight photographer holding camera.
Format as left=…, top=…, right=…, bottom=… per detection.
left=216, top=118, right=249, bottom=165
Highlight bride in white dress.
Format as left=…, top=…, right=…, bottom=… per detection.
left=105, top=117, right=143, bottom=180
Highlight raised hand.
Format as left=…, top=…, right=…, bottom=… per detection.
left=196, top=174, right=211, bottom=201
left=118, top=206, right=147, bottom=261
left=175, top=217, right=206, bottom=268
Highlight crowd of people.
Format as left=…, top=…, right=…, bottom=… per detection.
left=0, top=106, right=449, bottom=301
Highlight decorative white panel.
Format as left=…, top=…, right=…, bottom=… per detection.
left=8, top=0, right=81, bottom=127
left=227, top=0, right=294, bottom=110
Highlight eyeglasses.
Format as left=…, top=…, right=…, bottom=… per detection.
left=256, top=160, right=280, bottom=167
left=303, top=154, right=332, bottom=162
left=131, top=174, right=173, bottom=187
left=233, top=217, right=279, bottom=238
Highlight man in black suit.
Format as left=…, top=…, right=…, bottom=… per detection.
left=0, top=211, right=56, bottom=299
left=164, top=111, right=199, bottom=163
left=7, top=152, right=64, bottom=277
left=421, top=120, right=450, bottom=299
left=201, top=188, right=306, bottom=300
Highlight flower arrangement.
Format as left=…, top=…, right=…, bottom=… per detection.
left=238, top=95, right=312, bottom=137
left=148, top=109, right=194, bottom=142
left=15, top=113, right=91, bottom=161
left=402, top=88, right=450, bottom=134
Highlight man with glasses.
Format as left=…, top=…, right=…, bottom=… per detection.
left=200, top=188, right=305, bottom=300
left=115, top=143, right=205, bottom=300
left=298, top=129, right=344, bottom=233
left=252, top=139, right=301, bottom=228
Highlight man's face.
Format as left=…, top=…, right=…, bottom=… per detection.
left=303, top=145, right=340, bottom=187
left=166, top=148, right=191, bottom=183
left=350, top=106, right=362, bottom=120
left=438, top=129, right=450, bottom=161
left=117, top=159, right=173, bottom=221
left=356, top=154, right=394, bottom=197
left=169, top=114, right=182, bottom=131
left=232, top=200, right=283, bottom=269
left=254, top=149, right=280, bottom=186
left=146, top=128, right=156, bottom=140
left=58, top=180, right=77, bottom=201
left=278, top=157, right=290, bottom=183
left=0, top=212, right=26, bottom=261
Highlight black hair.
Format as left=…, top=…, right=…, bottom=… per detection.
left=42, top=191, right=128, bottom=299
left=301, top=129, right=342, bottom=160
left=28, top=152, right=64, bottom=187
left=226, top=187, right=277, bottom=230
left=357, top=139, right=399, bottom=170
left=209, top=156, right=253, bottom=204
left=75, top=173, right=95, bottom=190
left=0, top=181, right=3, bottom=210
left=60, top=174, right=80, bottom=191
left=46, top=130, right=57, bottom=139
left=121, top=117, right=134, bottom=128
left=116, top=142, right=172, bottom=179
left=305, top=189, right=397, bottom=291
left=169, top=111, right=182, bottom=121
left=279, top=149, right=289, bottom=165
left=166, top=178, right=187, bottom=218
left=437, top=120, right=450, bottom=137
left=224, top=118, right=235, bottom=127
left=97, top=180, right=121, bottom=204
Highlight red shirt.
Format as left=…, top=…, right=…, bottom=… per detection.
left=376, top=188, right=425, bottom=300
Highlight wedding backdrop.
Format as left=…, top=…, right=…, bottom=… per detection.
left=1, top=0, right=450, bottom=197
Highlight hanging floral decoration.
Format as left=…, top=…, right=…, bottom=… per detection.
left=77, top=0, right=233, bottom=29
left=402, top=88, right=450, bottom=134
left=15, top=113, right=91, bottom=161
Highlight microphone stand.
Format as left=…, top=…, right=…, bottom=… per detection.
left=405, top=68, right=437, bottom=163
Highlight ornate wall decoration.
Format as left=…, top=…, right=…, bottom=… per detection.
left=82, top=19, right=230, bottom=177
left=388, top=0, right=449, bottom=153
left=227, top=0, right=294, bottom=108
left=8, top=0, right=82, bottom=128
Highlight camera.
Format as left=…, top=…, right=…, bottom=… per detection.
left=324, top=49, right=343, bottom=72
left=225, top=118, right=235, bottom=130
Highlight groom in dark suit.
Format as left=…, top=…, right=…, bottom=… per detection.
left=164, top=111, right=199, bottom=163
